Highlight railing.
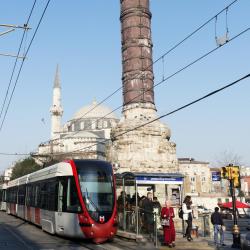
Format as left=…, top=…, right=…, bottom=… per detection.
left=117, top=206, right=159, bottom=247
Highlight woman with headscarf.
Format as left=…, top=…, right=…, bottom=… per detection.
left=161, top=200, right=176, bottom=247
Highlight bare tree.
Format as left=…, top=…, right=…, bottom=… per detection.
left=214, top=150, right=243, bottom=167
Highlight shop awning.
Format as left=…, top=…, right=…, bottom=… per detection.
left=218, top=200, right=250, bottom=209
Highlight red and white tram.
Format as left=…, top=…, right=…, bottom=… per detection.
left=0, top=183, right=7, bottom=211
left=5, top=159, right=117, bottom=243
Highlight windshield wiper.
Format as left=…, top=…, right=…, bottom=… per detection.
left=85, top=188, right=100, bottom=212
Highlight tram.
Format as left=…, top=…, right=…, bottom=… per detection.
left=0, top=183, right=7, bottom=210
left=5, top=159, right=117, bottom=243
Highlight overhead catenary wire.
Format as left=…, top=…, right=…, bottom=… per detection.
left=1, top=1, right=246, bottom=157
left=50, top=26, right=250, bottom=143
left=0, top=0, right=51, bottom=132
left=5, top=71, right=249, bottom=157
left=5, top=24, right=249, bottom=158
left=41, top=0, right=241, bottom=146
left=35, top=72, right=250, bottom=157
left=0, top=0, right=37, bottom=122
left=65, top=0, right=239, bottom=124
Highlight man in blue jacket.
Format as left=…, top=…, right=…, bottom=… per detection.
left=211, top=207, right=226, bottom=246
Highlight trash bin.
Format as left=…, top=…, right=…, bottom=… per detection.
left=191, top=226, right=199, bottom=238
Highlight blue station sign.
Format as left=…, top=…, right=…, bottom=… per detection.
left=135, top=176, right=183, bottom=184
left=212, top=171, right=221, bottom=181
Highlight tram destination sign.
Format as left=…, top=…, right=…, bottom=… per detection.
left=136, top=176, right=183, bottom=184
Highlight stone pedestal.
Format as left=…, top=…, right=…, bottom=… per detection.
left=107, top=105, right=178, bottom=173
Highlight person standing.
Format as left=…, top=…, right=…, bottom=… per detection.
left=161, top=200, right=176, bottom=247
left=142, top=192, right=154, bottom=239
left=211, top=207, right=226, bottom=246
left=182, top=195, right=193, bottom=241
left=153, top=196, right=162, bottom=230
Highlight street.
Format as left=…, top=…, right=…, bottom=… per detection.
left=0, top=211, right=156, bottom=250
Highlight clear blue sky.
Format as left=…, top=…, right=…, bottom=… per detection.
left=0, top=0, right=249, bottom=172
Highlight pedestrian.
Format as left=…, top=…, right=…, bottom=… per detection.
left=211, top=207, right=226, bottom=246
left=153, top=196, right=162, bottom=229
left=117, top=191, right=128, bottom=229
left=161, top=200, right=176, bottom=247
left=182, top=195, right=193, bottom=241
left=142, top=192, right=154, bottom=239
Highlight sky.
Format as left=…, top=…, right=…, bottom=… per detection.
left=0, top=0, right=249, bottom=172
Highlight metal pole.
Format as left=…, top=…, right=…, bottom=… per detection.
left=154, top=212, right=158, bottom=247
left=122, top=178, right=126, bottom=231
left=231, top=179, right=241, bottom=248
left=135, top=182, right=139, bottom=236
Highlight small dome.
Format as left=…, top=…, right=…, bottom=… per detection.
left=72, top=100, right=118, bottom=120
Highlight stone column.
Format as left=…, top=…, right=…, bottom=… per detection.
left=121, top=0, right=155, bottom=110
left=106, top=0, right=178, bottom=174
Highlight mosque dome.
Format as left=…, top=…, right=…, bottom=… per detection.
left=72, top=100, right=118, bottom=120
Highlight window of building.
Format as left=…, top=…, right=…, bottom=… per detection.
left=71, top=124, right=75, bottom=132
left=98, top=120, right=102, bottom=129
left=92, top=120, right=96, bottom=129
left=103, top=121, right=108, bottom=128
left=190, top=177, right=196, bottom=182
left=80, top=122, right=84, bottom=130
left=191, top=184, right=196, bottom=193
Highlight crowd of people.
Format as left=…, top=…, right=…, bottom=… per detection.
left=117, top=192, right=226, bottom=248
left=117, top=191, right=161, bottom=235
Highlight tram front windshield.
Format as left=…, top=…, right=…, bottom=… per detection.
left=75, top=161, right=114, bottom=222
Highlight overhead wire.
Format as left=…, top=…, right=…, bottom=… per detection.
left=42, top=0, right=240, bottom=145
left=65, top=0, right=239, bottom=124
left=2, top=0, right=247, bottom=157
left=0, top=0, right=51, bottom=132
left=40, top=72, right=250, bottom=157
left=0, top=0, right=37, bottom=122
left=49, top=26, right=250, bottom=143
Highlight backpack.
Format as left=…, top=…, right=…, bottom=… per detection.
left=178, top=207, right=183, bottom=219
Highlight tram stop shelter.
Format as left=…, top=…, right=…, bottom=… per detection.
left=115, top=172, right=184, bottom=244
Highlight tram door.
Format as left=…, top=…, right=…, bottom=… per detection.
left=57, top=180, right=65, bottom=232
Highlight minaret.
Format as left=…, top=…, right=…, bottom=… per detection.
left=107, top=0, right=178, bottom=174
left=50, top=65, right=63, bottom=139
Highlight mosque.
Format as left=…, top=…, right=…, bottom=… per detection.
left=34, top=66, right=119, bottom=165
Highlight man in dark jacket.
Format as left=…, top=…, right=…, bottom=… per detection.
left=142, top=192, right=154, bottom=237
left=211, top=207, right=226, bottom=246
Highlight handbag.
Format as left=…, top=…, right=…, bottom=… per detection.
left=161, top=218, right=170, bottom=226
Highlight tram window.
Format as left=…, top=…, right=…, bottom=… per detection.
left=13, top=187, right=18, bottom=203
left=30, top=184, right=36, bottom=207
left=58, top=177, right=81, bottom=213
left=26, top=185, right=31, bottom=206
left=18, top=185, right=26, bottom=205
left=35, top=184, right=40, bottom=207
left=66, top=177, right=81, bottom=213
left=40, top=182, right=48, bottom=209
left=47, top=181, right=58, bottom=211
left=0, top=190, right=2, bottom=201
left=3, top=190, right=6, bottom=202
